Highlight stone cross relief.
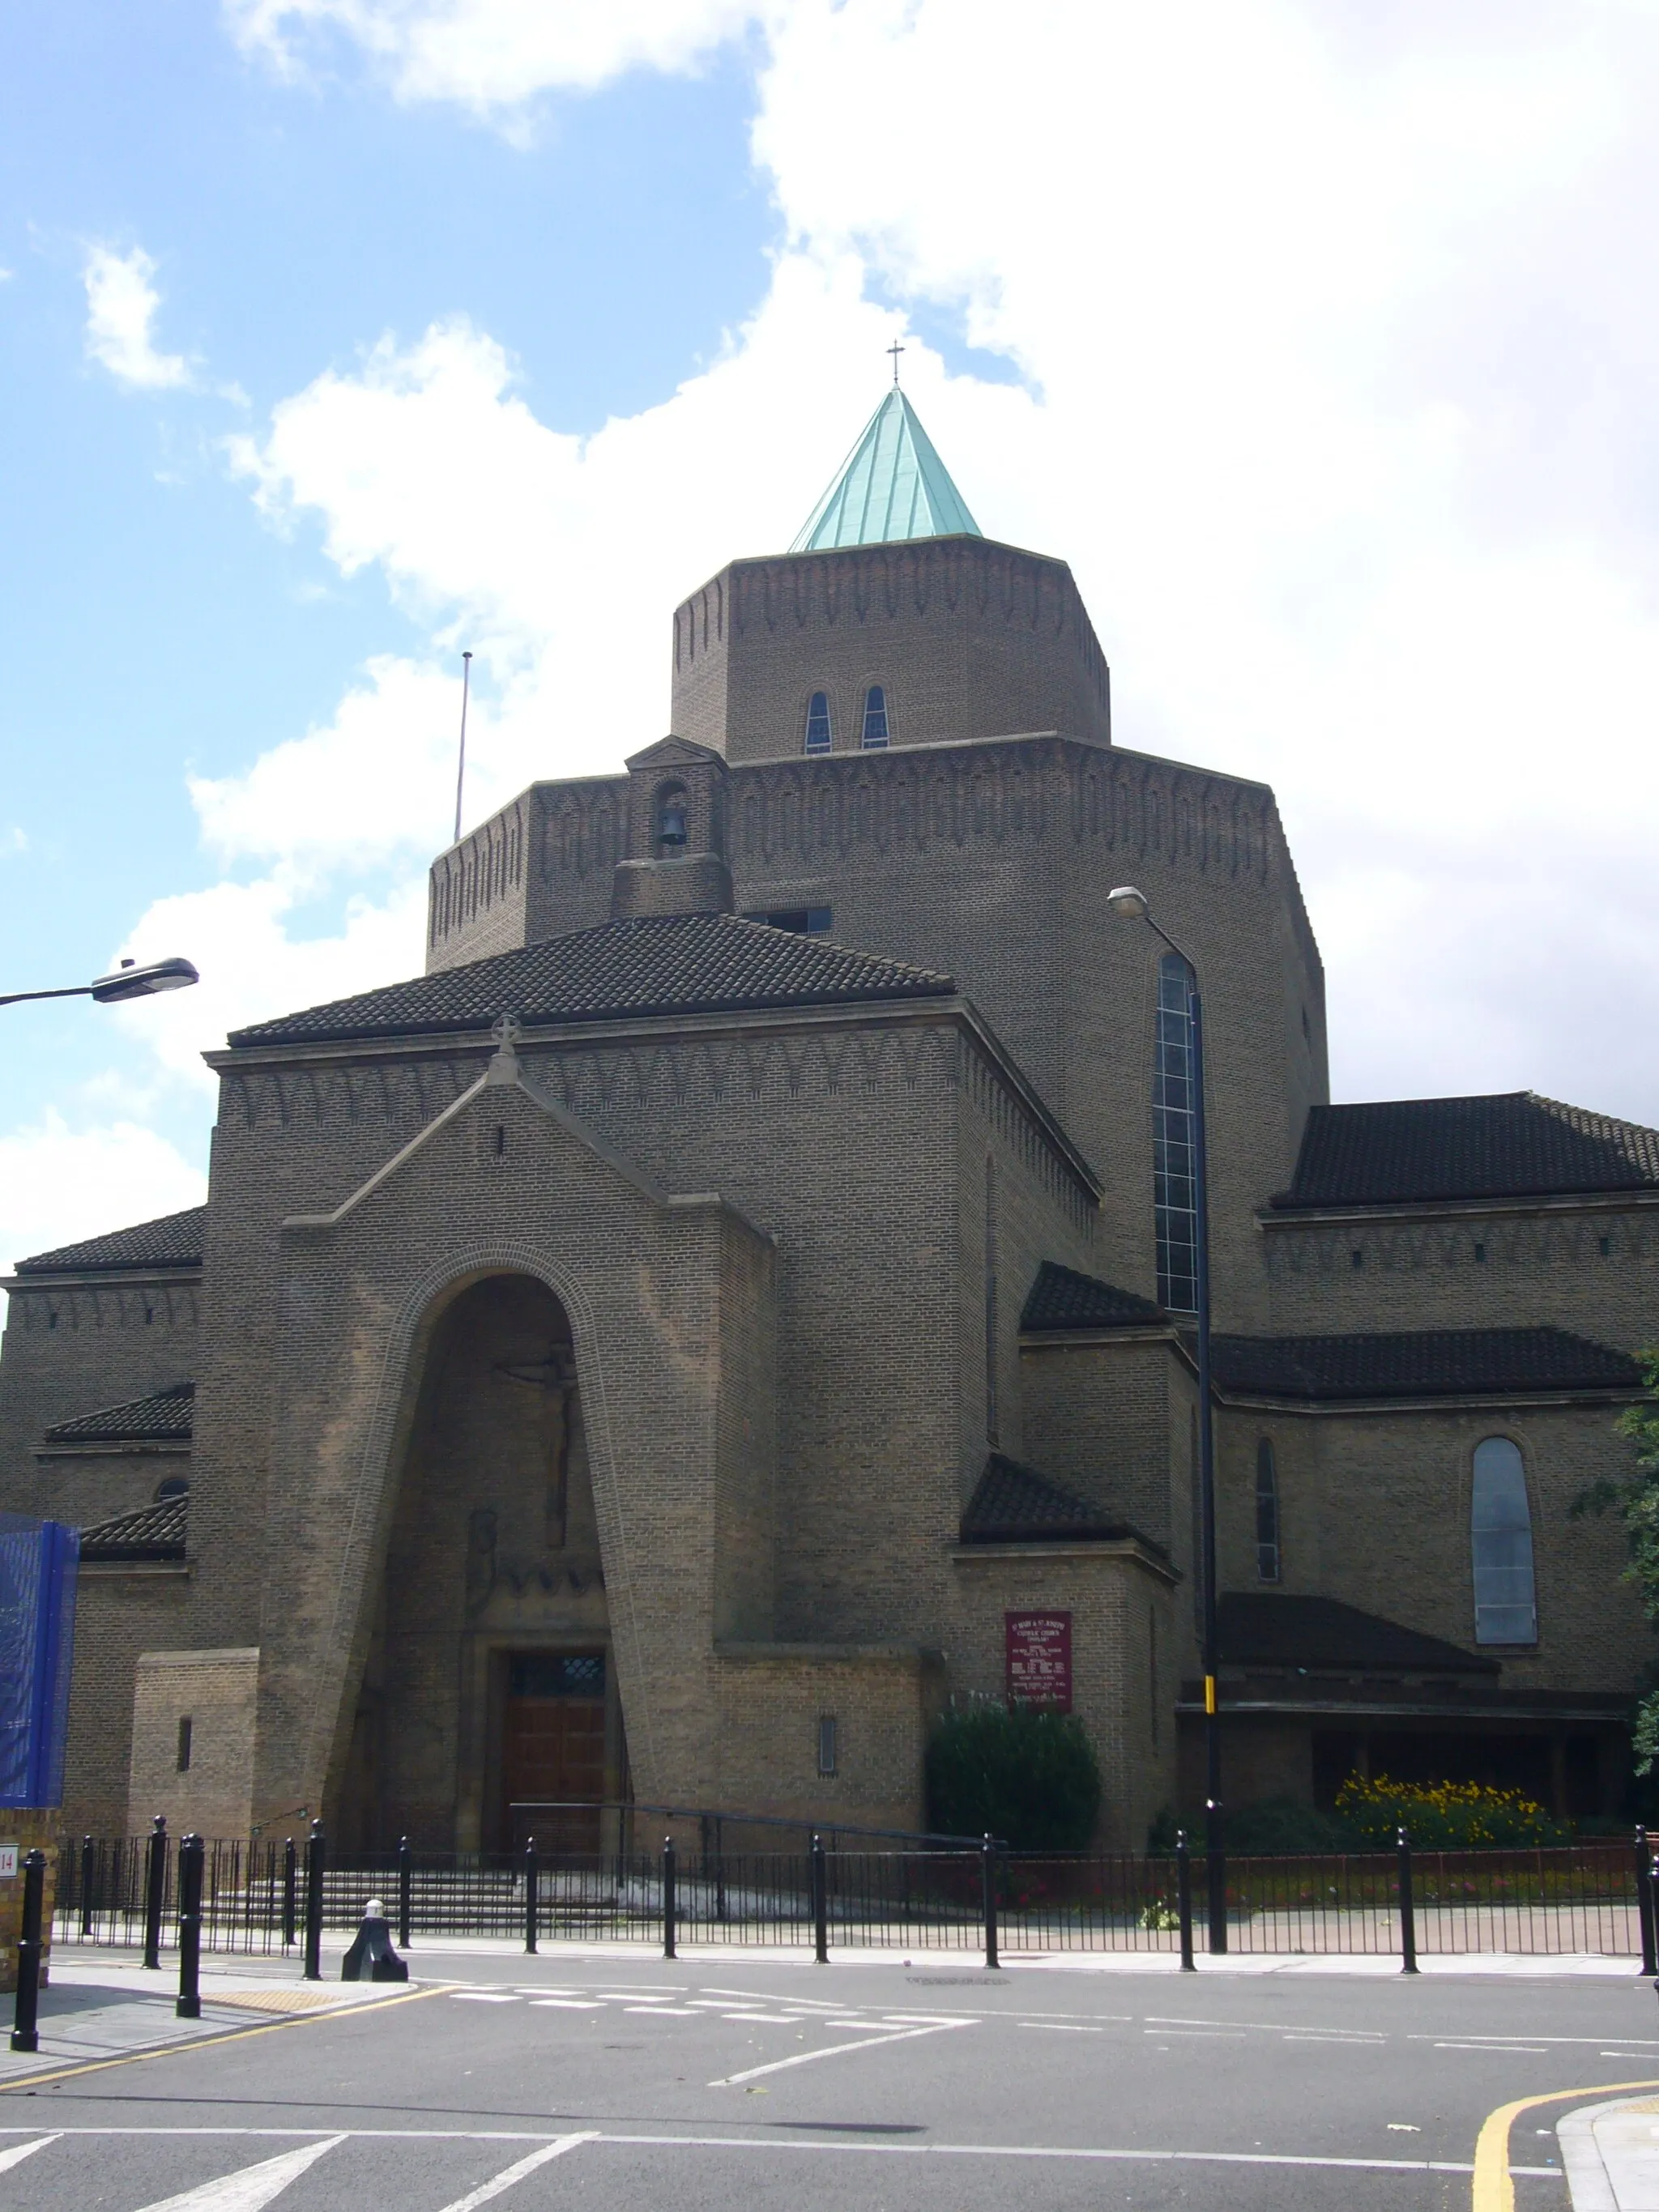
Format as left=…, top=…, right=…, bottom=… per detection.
left=466, top=1342, right=599, bottom=1615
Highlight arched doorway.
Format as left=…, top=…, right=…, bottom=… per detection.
left=338, top=1272, right=625, bottom=1849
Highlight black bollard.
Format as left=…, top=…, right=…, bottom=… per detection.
left=79, top=1834, right=96, bottom=1940
left=1175, top=1828, right=1195, bottom=1972
left=398, top=1835, right=412, bottom=1952
left=177, top=1834, right=205, bottom=2018
left=982, top=1835, right=1000, bottom=1971
left=811, top=1834, right=829, bottom=1965
left=662, top=1835, right=677, bottom=1961
left=1397, top=1826, right=1418, bottom=1975
left=340, top=1896, right=409, bottom=1983
left=282, top=1837, right=297, bottom=1950
left=9, top=1849, right=46, bottom=2053
left=1640, top=1827, right=1657, bottom=1978
left=524, top=1838, right=539, bottom=1956
left=142, top=1814, right=168, bottom=1971
left=303, top=1821, right=325, bottom=1983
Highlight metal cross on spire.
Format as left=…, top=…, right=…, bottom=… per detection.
left=887, top=340, right=905, bottom=386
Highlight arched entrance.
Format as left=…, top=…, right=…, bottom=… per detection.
left=337, top=1271, right=625, bottom=1849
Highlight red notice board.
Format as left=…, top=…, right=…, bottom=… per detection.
left=1004, top=1610, right=1073, bottom=1711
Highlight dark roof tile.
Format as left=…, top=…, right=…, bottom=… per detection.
left=1213, top=1327, right=1639, bottom=1401
left=1275, top=1093, right=1659, bottom=1209
left=1219, top=1592, right=1497, bottom=1675
left=229, top=912, right=956, bottom=1049
left=1020, top=1262, right=1165, bottom=1332
left=78, top=1494, right=187, bottom=1562
left=45, top=1382, right=194, bottom=1445
left=961, top=1453, right=1165, bottom=1554
left=16, top=1206, right=207, bottom=1276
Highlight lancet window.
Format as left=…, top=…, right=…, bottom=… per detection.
left=804, top=692, right=832, bottom=753
left=1471, top=1437, right=1537, bottom=1644
left=861, top=685, right=890, bottom=748
left=1255, top=1439, right=1281, bottom=1582
left=1153, top=952, right=1199, bottom=1312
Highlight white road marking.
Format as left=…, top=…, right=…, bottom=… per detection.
left=1283, top=2035, right=1388, bottom=2046
left=710, top=2020, right=969, bottom=2086
left=528, top=1999, right=603, bottom=2010
left=131, top=2136, right=345, bottom=2211
left=450, top=1993, right=519, bottom=2004
left=1433, top=2043, right=1549, bottom=2054
left=1406, top=2032, right=1659, bottom=2047
left=1145, top=2027, right=1246, bottom=2038
left=1018, top=2022, right=1102, bottom=2033
left=429, top=2133, right=597, bottom=2212
left=1149, top=2014, right=1380, bottom=2038
left=625, top=2006, right=700, bottom=2016
left=0, top=2127, right=1563, bottom=2177
left=0, top=2134, right=59, bottom=2172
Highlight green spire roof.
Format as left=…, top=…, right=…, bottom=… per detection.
left=790, top=389, right=982, bottom=552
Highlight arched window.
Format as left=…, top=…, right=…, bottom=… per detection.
left=1471, top=1437, right=1537, bottom=1644
left=154, top=1474, right=190, bottom=1502
left=1255, top=1439, right=1280, bottom=1582
left=861, top=685, right=890, bottom=748
left=655, top=783, right=689, bottom=855
left=1153, top=952, right=1198, bottom=1312
left=983, top=1156, right=1000, bottom=1446
left=804, top=692, right=832, bottom=753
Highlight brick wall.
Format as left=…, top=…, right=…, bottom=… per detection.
left=127, top=1648, right=258, bottom=1837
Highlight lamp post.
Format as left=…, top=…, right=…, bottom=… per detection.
left=1, top=956, right=199, bottom=1010
left=1107, top=884, right=1226, bottom=1953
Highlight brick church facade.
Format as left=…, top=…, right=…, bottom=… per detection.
left=2, top=389, right=1654, bottom=1847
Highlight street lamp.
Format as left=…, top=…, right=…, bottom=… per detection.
left=0, top=956, right=199, bottom=1010
left=1108, top=884, right=1227, bottom=1954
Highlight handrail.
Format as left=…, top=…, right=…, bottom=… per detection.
left=506, top=1798, right=1003, bottom=1848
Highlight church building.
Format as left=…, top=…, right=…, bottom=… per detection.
left=2, top=388, right=1654, bottom=1848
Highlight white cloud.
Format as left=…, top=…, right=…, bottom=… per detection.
left=226, top=0, right=760, bottom=113
left=36, top=0, right=1659, bottom=1281
left=0, top=1112, right=206, bottom=1279
left=82, top=244, right=192, bottom=390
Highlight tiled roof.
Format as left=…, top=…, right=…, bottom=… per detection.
left=1219, top=1592, right=1498, bottom=1676
left=1212, top=1327, right=1640, bottom=1401
left=45, top=1381, right=194, bottom=1444
left=960, top=1453, right=1163, bottom=1552
left=229, top=912, right=956, bottom=1049
left=1273, top=1093, right=1659, bottom=1210
left=15, top=1205, right=207, bottom=1275
left=1020, top=1262, right=1165, bottom=1333
left=78, top=1494, right=187, bottom=1562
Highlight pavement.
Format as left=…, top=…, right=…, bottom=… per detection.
left=6, top=1940, right=1659, bottom=2206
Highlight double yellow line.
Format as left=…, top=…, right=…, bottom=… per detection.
left=0, top=1984, right=443, bottom=2095
left=1472, top=2075, right=1659, bottom=2211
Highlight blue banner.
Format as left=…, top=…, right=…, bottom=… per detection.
left=0, top=1515, right=79, bottom=1808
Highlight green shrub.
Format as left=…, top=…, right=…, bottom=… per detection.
left=1335, top=1774, right=1569, bottom=1849
left=924, top=1700, right=1102, bottom=1850
left=1224, top=1797, right=1362, bottom=1854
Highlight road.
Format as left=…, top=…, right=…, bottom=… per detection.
left=6, top=1946, right=1659, bottom=2207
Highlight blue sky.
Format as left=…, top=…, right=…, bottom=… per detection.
left=3, top=1, right=1659, bottom=1269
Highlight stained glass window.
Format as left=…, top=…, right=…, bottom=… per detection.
left=1154, top=953, right=1198, bottom=1312
left=1472, top=1438, right=1537, bottom=1644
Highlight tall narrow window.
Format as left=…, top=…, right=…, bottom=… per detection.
left=1255, top=1439, right=1281, bottom=1582
left=177, top=1716, right=193, bottom=1773
left=1149, top=1611, right=1158, bottom=1745
left=804, top=691, right=832, bottom=753
left=861, top=684, right=890, bottom=748
left=984, top=1157, right=1000, bottom=1446
left=1472, top=1438, right=1537, bottom=1644
left=1153, top=953, right=1199, bottom=1312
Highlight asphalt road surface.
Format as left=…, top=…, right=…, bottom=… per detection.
left=7, top=1950, right=1659, bottom=2208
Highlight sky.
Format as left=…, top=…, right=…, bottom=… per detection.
left=2, top=0, right=1658, bottom=1273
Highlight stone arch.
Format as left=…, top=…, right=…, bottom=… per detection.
left=313, top=1244, right=647, bottom=1852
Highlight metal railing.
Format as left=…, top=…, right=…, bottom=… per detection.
left=46, top=1821, right=1658, bottom=1969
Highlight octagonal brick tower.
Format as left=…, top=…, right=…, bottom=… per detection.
left=671, top=388, right=1112, bottom=762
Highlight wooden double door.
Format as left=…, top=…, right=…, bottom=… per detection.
left=499, top=1651, right=608, bottom=1852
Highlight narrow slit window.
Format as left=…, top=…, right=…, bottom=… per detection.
left=817, top=1715, right=838, bottom=1776
left=1471, top=1437, right=1537, bottom=1645
left=1153, top=953, right=1198, bottom=1312
left=861, top=684, right=890, bottom=748
left=177, top=1716, right=193, bottom=1773
left=1255, top=1439, right=1281, bottom=1583
left=804, top=691, right=832, bottom=753
left=983, top=1157, right=1000, bottom=1446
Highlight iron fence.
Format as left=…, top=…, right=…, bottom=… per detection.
left=47, top=1826, right=1655, bottom=1967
